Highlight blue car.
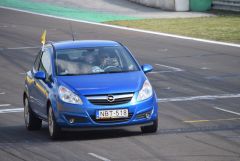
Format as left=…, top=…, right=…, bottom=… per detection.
left=23, top=40, right=158, bottom=139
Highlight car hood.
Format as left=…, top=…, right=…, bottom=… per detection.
left=57, top=71, right=146, bottom=95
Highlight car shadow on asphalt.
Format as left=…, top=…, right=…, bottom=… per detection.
left=59, top=129, right=142, bottom=141
left=0, top=124, right=142, bottom=143
left=0, top=124, right=240, bottom=143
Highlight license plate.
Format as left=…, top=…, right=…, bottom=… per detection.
left=96, top=109, right=129, bottom=119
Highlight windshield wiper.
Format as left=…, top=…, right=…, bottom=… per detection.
left=58, top=73, right=80, bottom=76
left=58, top=70, right=137, bottom=76
left=98, top=70, right=132, bottom=74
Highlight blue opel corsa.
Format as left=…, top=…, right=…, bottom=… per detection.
left=23, top=40, right=159, bottom=139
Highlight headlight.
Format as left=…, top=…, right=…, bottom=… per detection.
left=137, top=80, right=153, bottom=102
left=58, top=86, right=83, bottom=105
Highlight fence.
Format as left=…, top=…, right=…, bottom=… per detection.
left=213, top=0, right=240, bottom=11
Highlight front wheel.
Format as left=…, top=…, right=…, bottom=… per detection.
left=48, top=106, right=61, bottom=139
left=24, top=97, right=42, bottom=130
left=141, top=119, right=158, bottom=133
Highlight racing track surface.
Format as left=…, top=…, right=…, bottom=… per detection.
left=0, top=8, right=240, bottom=161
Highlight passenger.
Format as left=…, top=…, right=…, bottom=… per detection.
left=57, top=54, right=71, bottom=75
left=83, top=53, right=96, bottom=66
left=82, top=52, right=103, bottom=73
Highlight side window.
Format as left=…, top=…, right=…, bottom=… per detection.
left=33, top=51, right=42, bottom=71
left=39, top=48, right=52, bottom=79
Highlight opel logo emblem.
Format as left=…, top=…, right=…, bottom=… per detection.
left=107, top=95, right=115, bottom=102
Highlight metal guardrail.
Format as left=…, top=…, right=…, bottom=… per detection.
left=213, top=0, right=240, bottom=11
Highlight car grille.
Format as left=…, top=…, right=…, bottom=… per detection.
left=91, top=113, right=133, bottom=123
left=86, top=93, right=134, bottom=105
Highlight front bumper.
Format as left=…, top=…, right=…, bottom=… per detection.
left=53, top=94, right=158, bottom=129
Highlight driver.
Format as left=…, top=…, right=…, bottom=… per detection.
left=99, top=52, right=119, bottom=70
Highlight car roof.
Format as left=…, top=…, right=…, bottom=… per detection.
left=51, top=40, right=121, bottom=50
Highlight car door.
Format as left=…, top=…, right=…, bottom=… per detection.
left=28, top=50, right=42, bottom=115
left=32, top=46, right=53, bottom=119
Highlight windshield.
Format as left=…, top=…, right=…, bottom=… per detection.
left=56, top=46, right=140, bottom=76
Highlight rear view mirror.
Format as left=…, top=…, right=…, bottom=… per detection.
left=141, top=64, right=153, bottom=73
left=34, top=71, right=46, bottom=80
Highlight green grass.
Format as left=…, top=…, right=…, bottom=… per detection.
left=1, top=0, right=239, bottom=43
left=107, top=14, right=240, bottom=44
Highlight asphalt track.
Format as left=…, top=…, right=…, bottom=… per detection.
left=0, top=8, right=240, bottom=161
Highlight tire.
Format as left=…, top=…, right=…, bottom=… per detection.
left=48, top=106, right=61, bottom=139
left=141, top=119, right=158, bottom=133
left=24, top=97, right=42, bottom=130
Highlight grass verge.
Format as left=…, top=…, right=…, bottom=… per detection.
left=107, top=12, right=240, bottom=44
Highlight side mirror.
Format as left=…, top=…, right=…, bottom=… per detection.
left=141, top=64, right=153, bottom=73
left=34, top=71, right=46, bottom=80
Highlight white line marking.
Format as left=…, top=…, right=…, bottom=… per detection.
left=0, top=24, right=16, bottom=28
left=6, top=46, right=39, bottom=50
left=149, top=71, right=179, bottom=74
left=0, top=25, right=8, bottom=28
left=150, top=64, right=184, bottom=74
left=88, top=153, right=111, bottom=161
left=201, top=67, right=210, bottom=70
left=157, top=93, right=240, bottom=103
left=0, top=104, right=11, bottom=107
left=0, top=108, right=23, bottom=114
left=0, top=92, right=5, bottom=95
left=213, top=106, right=240, bottom=116
left=0, top=6, right=240, bottom=48
left=155, top=64, right=184, bottom=72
